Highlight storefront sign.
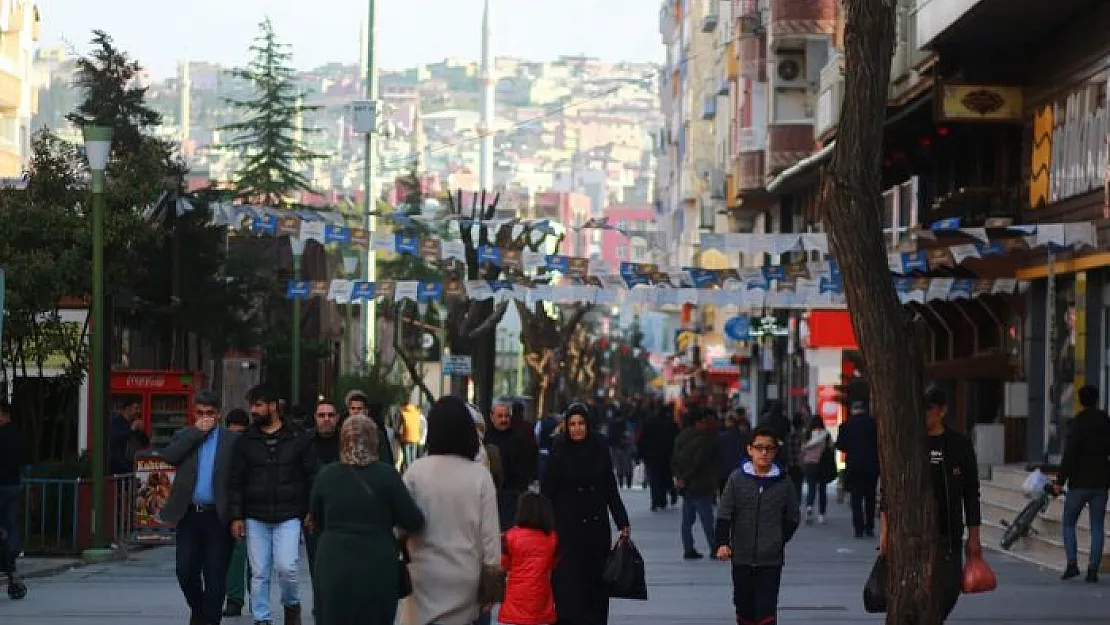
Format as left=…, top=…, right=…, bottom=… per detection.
left=937, top=83, right=1024, bottom=123
left=132, top=453, right=177, bottom=542
left=1029, top=76, right=1110, bottom=208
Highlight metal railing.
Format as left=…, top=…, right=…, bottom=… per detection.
left=19, top=473, right=137, bottom=556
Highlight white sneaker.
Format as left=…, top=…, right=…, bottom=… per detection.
left=818, top=514, right=827, bottom=524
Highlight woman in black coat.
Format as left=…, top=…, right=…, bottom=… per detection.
left=541, top=403, right=630, bottom=625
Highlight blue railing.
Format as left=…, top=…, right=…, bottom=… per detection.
left=19, top=473, right=136, bottom=555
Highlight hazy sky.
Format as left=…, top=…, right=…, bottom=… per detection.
left=39, top=0, right=664, bottom=78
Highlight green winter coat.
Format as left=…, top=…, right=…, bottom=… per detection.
left=309, top=461, right=424, bottom=625
left=671, top=426, right=719, bottom=497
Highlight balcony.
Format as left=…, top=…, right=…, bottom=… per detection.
left=814, top=55, right=844, bottom=138
left=701, top=95, right=717, bottom=120
left=735, top=151, right=766, bottom=192
left=769, top=0, right=836, bottom=43
left=767, top=123, right=815, bottom=173
left=0, top=71, right=20, bottom=110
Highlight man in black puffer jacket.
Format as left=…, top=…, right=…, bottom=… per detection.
left=229, top=385, right=318, bottom=625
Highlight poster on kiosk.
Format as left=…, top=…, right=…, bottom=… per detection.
left=104, top=369, right=206, bottom=542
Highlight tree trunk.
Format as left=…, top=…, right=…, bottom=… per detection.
left=821, top=2, right=943, bottom=623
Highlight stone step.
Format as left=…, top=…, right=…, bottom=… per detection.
left=979, top=513, right=1110, bottom=573
left=979, top=499, right=1105, bottom=553
left=981, top=479, right=1109, bottom=537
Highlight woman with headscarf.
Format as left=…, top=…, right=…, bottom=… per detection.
left=541, top=402, right=630, bottom=625
left=402, top=396, right=501, bottom=625
left=308, top=416, right=425, bottom=625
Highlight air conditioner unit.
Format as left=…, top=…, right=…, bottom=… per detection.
left=774, top=53, right=806, bottom=89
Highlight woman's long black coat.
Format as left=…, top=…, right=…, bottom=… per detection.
left=541, top=434, right=630, bottom=625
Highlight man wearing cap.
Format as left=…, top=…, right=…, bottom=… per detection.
left=161, top=391, right=240, bottom=625
left=835, top=400, right=880, bottom=538
left=879, top=387, right=982, bottom=621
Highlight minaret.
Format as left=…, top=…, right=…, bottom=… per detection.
left=358, top=18, right=368, bottom=78
left=478, top=0, right=495, bottom=192
left=179, top=58, right=191, bottom=149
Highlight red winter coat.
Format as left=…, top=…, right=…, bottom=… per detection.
left=499, top=527, right=558, bottom=625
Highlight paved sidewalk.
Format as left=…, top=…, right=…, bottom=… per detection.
left=2, top=486, right=1108, bottom=623
left=610, top=486, right=1109, bottom=624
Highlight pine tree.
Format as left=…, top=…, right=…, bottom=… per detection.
left=66, top=31, right=162, bottom=156
left=220, top=17, right=325, bottom=206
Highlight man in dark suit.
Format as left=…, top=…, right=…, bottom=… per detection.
left=161, top=391, right=240, bottom=625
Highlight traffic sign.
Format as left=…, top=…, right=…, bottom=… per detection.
left=724, top=315, right=750, bottom=341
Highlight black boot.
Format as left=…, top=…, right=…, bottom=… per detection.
left=1061, top=562, right=1081, bottom=580
left=1086, top=568, right=1099, bottom=583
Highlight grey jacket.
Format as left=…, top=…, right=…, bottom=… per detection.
left=715, top=461, right=800, bottom=567
left=159, top=426, right=240, bottom=526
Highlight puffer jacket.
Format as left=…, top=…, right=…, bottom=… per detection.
left=715, top=460, right=800, bottom=567
left=229, top=421, right=318, bottom=523
left=499, top=527, right=558, bottom=625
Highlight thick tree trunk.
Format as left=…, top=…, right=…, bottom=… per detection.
left=822, top=2, right=943, bottom=623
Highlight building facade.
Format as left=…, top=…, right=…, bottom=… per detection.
left=0, top=0, right=39, bottom=178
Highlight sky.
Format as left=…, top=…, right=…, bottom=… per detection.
left=38, top=0, right=665, bottom=79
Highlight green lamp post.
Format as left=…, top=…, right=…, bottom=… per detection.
left=342, top=251, right=360, bottom=373
left=291, top=237, right=306, bottom=408
left=82, top=124, right=114, bottom=562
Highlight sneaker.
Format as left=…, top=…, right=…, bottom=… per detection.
left=683, top=549, right=704, bottom=560
left=1062, top=563, right=1081, bottom=580
left=818, top=514, right=827, bottom=524
left=1086, top=569, right=1099, bottom=583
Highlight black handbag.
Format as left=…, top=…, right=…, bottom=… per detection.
left=818, top=441, right=838, bottom=485
left=347, top=467, right=414, bottom=598
left=863, top=555, right=886, bottom=613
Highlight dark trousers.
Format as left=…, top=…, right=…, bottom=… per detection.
left=731, top=564, right=783, bottom=625
left=498, top=490, right=521, bottom=532
left=176, top=507, right=234, bottom=624
left=0, top=485, right=20, bottom=566
left=646, top=462, right=672, bottom=509
left=803, top=464, right=828, bottom=515
left=848, top=471, right=879, bottom=536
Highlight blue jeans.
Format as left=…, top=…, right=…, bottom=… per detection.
left=803, top=464, right=828, bottom=515
left=245, top=518, right=302, bottom=621
left=0, top=485, right=20, bottom=560
left=681, top=494, right=715, bottom=552
left=1062, top=487, right=1108, bottom=570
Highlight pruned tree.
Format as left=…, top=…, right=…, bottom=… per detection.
left=819, top=1, right=940, bottom=622
left=220, top=17, right=325, bottom=206
left=517, top=300, right=593, bottom=419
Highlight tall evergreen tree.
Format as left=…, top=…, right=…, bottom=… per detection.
left=220, top=17, right=325, bottom=206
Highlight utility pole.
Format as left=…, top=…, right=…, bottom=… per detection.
left=361, top=0, right=379, bottom=366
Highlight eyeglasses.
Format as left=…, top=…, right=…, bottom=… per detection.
left=195, top=408, right=220, bottom=418
left=749, top=445, right=778, bottom=454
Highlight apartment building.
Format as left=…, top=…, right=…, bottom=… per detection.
left=0, top=0, right=39, bottom=178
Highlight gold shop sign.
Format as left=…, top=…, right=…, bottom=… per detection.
left=936, top=83, right=1024, bottom=123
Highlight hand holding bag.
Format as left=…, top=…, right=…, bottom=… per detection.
left=603, top=535, right=648, bottom=600
left=961, top=553, right=997, bottom=593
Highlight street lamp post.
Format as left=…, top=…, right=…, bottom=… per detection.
left=291, top=237, right=306, bottom=408
left=82, top=124, right=113, bottom=562
left=342, top=252, right=360, bottom=372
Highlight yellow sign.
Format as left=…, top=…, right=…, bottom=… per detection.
left=937, top=84, right=1023, bottom=122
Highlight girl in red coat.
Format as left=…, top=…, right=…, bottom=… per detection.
left=499, top=492, right=558, bottom=625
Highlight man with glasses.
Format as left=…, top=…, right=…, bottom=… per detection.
left=715, top=426, right=800, bottom=625
left=161, top=391, right=240, bottom=625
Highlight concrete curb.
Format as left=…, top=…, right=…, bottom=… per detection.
left=4, top=542, right=164, bottom=585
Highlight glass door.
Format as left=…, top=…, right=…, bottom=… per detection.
left=150, top=394, right=188, bottom=448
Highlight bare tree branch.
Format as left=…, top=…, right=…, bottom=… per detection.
left=392, top=326, right=436, bottom=405
left=468, top=299, right=509, bottom=339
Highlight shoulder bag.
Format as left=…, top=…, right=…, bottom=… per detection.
left=347, top=466, right=414, bottom=598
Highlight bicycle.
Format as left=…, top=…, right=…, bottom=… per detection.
left=999, top=484, right=1058, bottom=551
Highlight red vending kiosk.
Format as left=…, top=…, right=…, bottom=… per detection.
left=109, top=370, right=207, bottom=448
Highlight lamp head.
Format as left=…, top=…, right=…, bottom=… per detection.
left=81, top=125, right=114, bottom=173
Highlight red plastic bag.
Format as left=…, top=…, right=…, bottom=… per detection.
left=961, top=553, right=997, bottom=593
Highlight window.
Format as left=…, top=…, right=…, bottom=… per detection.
left=616, top=246, right=628, bottom=260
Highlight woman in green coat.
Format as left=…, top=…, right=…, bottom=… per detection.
left=309, top=415, right=425, bottom=625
